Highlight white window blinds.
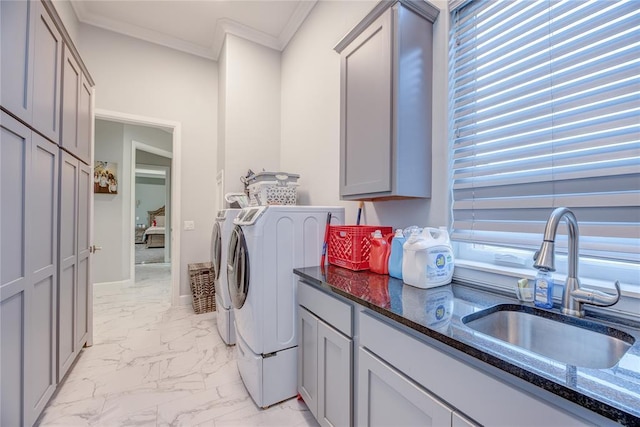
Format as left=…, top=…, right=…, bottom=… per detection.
left=450, top=0, right=640, bottom=262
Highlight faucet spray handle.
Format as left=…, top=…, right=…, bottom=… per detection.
left=571, top=281, right=621, bottom=308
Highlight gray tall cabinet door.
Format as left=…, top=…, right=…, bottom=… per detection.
left=27, top=132, right=59, bottom=425
left=339, top=9, right=392, bottom=197
left=58, top=151, right=79, bottom=380
left=31, top=0, right=62, bottom=145
left=57, top=153, right=90, bottom=380
left=0, top=0, right=35, bottom=123
left=77, top=162, right=92, bottom=348
left=1, top=113, right=59, bottom=426
left=358, top=347, right=452, bottom=427
left=1, top=113, right=31, bottom=427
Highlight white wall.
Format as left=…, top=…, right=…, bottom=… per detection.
left=281, top=0, right=450, bottom=229
left=79, top=25, right=218, bottom=296
left=94, top=120, right=128, bottom=283
left=218, top=34, right=281, bottom=196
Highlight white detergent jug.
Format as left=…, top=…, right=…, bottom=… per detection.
left=402, top=227, right=454, bottom=289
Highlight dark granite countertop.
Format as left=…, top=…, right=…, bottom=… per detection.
left=294, top=265, right=640, bottom=426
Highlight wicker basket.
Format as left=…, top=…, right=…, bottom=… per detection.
left=188, top=262, right=216, bottom=314
left=248, top=181, right=298, bottom=206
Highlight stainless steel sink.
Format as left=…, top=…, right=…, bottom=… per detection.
left=462, top=304, right=635, bottom=369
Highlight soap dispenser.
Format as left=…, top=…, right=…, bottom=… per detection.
left=534, top=269, right=554, bottom=309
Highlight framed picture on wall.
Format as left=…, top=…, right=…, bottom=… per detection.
left=94, top=161, right=118, bottom=194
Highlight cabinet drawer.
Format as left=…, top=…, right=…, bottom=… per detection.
left=359, top=310, right=594, bottom=426
left=298, top=281, right=352, bottom=337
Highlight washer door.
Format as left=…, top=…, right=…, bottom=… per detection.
left=211, top=222, right=222, bottom=281
left=227, top=225, right=250, bottom=309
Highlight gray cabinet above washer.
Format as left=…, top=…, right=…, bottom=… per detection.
left=335, top=0, right=439, bottom=201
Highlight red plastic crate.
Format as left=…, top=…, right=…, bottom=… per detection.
left=327, top=225, right=393, bottom=271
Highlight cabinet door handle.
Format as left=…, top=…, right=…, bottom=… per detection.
left=90, top=245, right=102, bottom=253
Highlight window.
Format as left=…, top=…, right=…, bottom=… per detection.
left=449, top=0, right=639, bottom=310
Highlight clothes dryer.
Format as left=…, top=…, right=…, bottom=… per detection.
left=211, top=208, right=241, bottom=345
left=227, top=205, right=344, bottom=408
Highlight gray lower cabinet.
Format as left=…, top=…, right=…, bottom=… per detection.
left=298, top=307, right=319, bottom=414
left=297, top=281, right=353, bottom=427
left=57, top=151, right=91, bottom=380
left=359, top=310, right=599, bottom=426
left=335, top=1, right=439, bottom=201
left=358, top=347, right=452, bottom=426
left=317, top=320, right=352, bottom=427
left=1, top=112, right=59, bottom=427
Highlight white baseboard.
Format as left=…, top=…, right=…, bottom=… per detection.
left=177, top=294, right=193, bottom=306
left=93, top=279, right=132, bottom=287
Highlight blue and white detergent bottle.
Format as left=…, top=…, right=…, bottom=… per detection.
left=402, top=227, right=454, bottom=289
left=388, top=229, right=406, bottom=280
left=402, top=285, right=454, bottom=334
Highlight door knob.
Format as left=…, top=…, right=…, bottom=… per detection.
left=90, top=245, right=102, bottom=253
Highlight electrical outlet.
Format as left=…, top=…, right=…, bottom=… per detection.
left=184, top=220, right=195, bottom=230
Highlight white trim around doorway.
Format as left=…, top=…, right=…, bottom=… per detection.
left=94, top=109, right=183, bottom=307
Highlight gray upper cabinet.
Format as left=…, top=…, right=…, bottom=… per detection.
left=61, top=46, right=93, bottom=164
left=1, top=0, right=36, bottom=123
left=1, top=0, right=63, bottom=146
left=61, top=48, right=81, bottom=160
left=31, top=0, right=63, bottom=145
left=335, top=0, right=439, bottom=201
left=77, top=76, right=93, bottom=163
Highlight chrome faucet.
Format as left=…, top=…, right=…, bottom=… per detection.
left=533, top=207, right=620, bottom=317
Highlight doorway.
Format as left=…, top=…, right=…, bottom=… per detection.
left=133, top=147, right=172, bottom=265
left=93, top=109, right=182, bottom=307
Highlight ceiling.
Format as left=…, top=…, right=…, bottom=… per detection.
left=70, top=0, right=318, bottom=60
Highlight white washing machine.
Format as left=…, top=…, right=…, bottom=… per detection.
left=227, top=205, right=344, bottom=408
left=210, top=208, right=241, bottom=345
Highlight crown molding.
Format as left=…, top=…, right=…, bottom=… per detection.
left=70, top=0, right=318, bottom=61
left=277, top=0, right=317, bottom=51
left=70, top=0, right=215, bottom=59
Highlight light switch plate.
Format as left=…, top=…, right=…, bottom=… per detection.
left=184, top=220, right=195, bottom=230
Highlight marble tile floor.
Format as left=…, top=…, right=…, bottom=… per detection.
left=38, top=263, right=318, bottom=427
